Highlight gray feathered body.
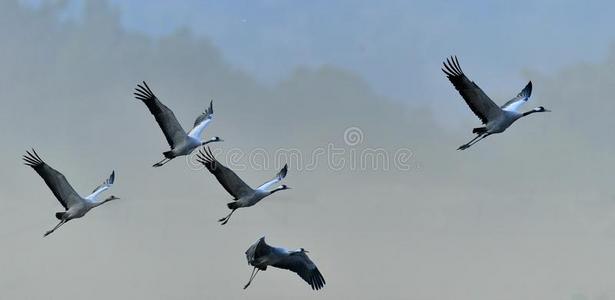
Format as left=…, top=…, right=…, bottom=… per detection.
left=64, top=202, right=90, bottom=219
left=196, top=148, right=289, bottom=211
left=486, top=110, right=523, bottom=134
left=245, top=237, right=326, bottom=290
left=235, top=190, right=270, bottom=208
left=23, top=149, right=118, bottom=237
left=134, top=82, right=218, bottom=161
left=164, top=136, right=201, bottom=158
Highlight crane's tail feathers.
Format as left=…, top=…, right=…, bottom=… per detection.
left=472, top=127, right=487, bottom=134
left=55, top=212, right=66, bottom=220
left=227, top=202, right=239, bottom=209
left=163, top=151, right=174, bottom=159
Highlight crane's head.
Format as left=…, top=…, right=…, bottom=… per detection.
left=270, top=185, right=291, bottom=194
left=201, top=136, right=224, bottom=145
left=534, top=106, right=551, bottom=112
left=523, top=106, right=551, bottom=117
left=104, top=195, right=120, bottom=202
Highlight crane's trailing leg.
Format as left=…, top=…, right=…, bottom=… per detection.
left=243, top=267, right=260, bottom=289
left=153, top=157, right=171, bottom=167
left=218, top=209, right=237, bottom=225
left=457, top=134, right=483, bottom=150
left=458, top=133, right=491, bottom=150
left=44, top=219, right=67, bottom=237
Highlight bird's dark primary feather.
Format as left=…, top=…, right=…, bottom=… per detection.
left=272, top=252, right=326, bottom=290
left=23, top=149, right=81, bottom=210
left=134, top=81, right=187, bottom=148
left=91, top=170, right=115, bottom=193
left=501, top=81, right=533, bottom=109
left=442, top=56, right=502, bottom=124
left=196, top=147, right=253, bottom=200
left=277, top=164, right=288, bottom=180
left=192, top=100, right=213, bottom=128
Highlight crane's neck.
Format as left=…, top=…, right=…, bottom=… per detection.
left=522, top=106, right=549, bottom=117
left=268, top=185, right=289, bottom=195
left=269, top=188, right=283, bottom=195
left=201, top=137, right=220, bottom=146
left=201, top=139, right=215, bottom=146
left=522, top=110, right=540, bottom=117
left=89, top=195, right=116, bottom=208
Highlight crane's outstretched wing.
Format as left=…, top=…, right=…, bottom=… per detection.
left=272, top=252, right=326, bottom=290
left=501, top=81, right=532, bottom=112
left=22, top=149, right=82, bottom=209
left=256, top=164, right=288, bottom=191
left=187, top=100, right=214, bottom=139
left=442, top=56, right=502, bottom=124
left=85, top=171, right=115, bottom=201
left=196, top=147, right=253, bottom=200
left=245, top=237, right=273, bottom=265
left=134, top=81, right=187, bottom=148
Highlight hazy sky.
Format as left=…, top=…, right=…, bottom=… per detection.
left=4, top=1, right=615, bottom=300
left=23, top=0, right=615, bottom=110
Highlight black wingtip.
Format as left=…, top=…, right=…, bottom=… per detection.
left=196, top=147, right=218, bottom=168
left=279, top=164, right=288, bottom=179
left=134, top=81, right=156, bottom=101
left=23, top=148, right=44, bottom=167
left=32, top=148, right=41, bottom=160
left=195, top=148, right=209, bottom=165
left=522, top=81, right=532, bottom=98
left=442, top=55, right=463, bottom=77
left=309, top=269, right=326, bottom=290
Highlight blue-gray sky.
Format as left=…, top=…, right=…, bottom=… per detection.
left=5, top=1, right=615, bottom=299
left=24, top=0, right=615, bottom=104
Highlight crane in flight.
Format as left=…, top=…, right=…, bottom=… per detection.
left=23, top=149, right=120, bottom=237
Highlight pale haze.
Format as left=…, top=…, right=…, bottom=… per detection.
left=3, top=1, right=615, bottom=299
